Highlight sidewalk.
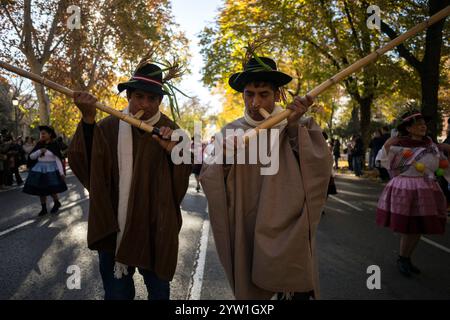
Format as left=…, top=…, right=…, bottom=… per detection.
left=334, top=158, right=388, bottom=184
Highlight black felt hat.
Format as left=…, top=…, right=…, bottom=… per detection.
left=228, top=57, right=292, bottom=92
left=38, top=125, right=56, bottom=139
left=118, top=63, right=169, bottom=96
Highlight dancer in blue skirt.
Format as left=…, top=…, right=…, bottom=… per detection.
left=23, top=126, right=67, bottom=216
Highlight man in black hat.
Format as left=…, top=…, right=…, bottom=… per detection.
left=68, top=62, right=192, bottom=300
left=200, top=57, right=332, bottom=300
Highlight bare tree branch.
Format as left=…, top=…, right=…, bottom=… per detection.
left=380, top=19, right=423, bottom=73
left=343, top=0, right=364, bottom=56
left=87, top=24, right=109, bottom=89
left=31, top=24, right=42, bottom=57
left=318, top=0, right=347, bottom=63
left=49, top=28, right=71, bottom=57
left=1, top=3, right=24, bottom=50
left=42, top=0, right=66, bottom=63
left=301, top=37, right=341, bottom=70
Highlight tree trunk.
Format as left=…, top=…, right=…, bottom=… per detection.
left=28, top=63, right=50, bottom=125
left=350, top=106, right=360, bottom=134
left=420, top=0, right=448, bottom=140
left=359, top=96, right=372, bottom=148
left=33, top=82, right=50, bottom=125
left=328, top=102, right=336, bottom=136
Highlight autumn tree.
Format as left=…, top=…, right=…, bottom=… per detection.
left=0, top=0, right=70, bottom=125
left=379, top=0, right=450, bottom=138
left=0, top=76, right=14, bottom=131
left=1, top=0, right=190, bottom=137
left=173, top=96, right=210, bottom=137
left=199, top=0, right=448, bottom=146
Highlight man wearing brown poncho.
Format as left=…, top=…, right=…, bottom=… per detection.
left=200, top=57, right=332, bottom=300
left=68, top=62, right=191, bottom=300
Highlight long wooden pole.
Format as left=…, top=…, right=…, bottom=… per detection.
left=0, top=60, right=160, bottom=135
left=245, top=5, right=450, bottom=141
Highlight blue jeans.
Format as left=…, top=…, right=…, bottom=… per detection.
left=98, top=251, right=170, bottom=300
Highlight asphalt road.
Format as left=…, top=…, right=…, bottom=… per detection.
left=0, top=171, right=449, bottom=300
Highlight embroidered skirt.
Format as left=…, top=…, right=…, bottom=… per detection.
left=376, top=176, right=447, bottom=234
left=23, top=161, right=67, bottom=196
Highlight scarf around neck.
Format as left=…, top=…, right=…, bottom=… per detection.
left=114, top=107, right=161, bottom=279
left=396, top=136, right=433, bottom=148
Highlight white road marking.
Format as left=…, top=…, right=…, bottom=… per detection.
left=324, top=205, right=351, bottom=215
left=0, top=219, right=36, bottom=237
left=329, top=195, right=364, bottom=212
left=421, top=236, right=450, bottom=254
left=187, top=213, right=210, bottom=300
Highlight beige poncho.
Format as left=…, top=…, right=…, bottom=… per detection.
left=200, top=116, right=332, bottom=299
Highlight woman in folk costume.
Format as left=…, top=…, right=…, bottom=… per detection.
left=68, top=60, right=192, bottom=300
left=200, top=56, right=332, bottom=300
left=23, top=125, right=67, bottom=216
left=376, top=110, right=448, bottom=278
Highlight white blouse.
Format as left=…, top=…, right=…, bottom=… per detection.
left=29, top=148, right=64, bottom=175
left=377, top=144, right=450, bottom=182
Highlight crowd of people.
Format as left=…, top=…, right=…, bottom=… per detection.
left=325, top=125, right=412, bottom=182
left=0, top=130, right=28, bottom=189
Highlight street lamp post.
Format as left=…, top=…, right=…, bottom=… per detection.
left=12, top=99, right=18, bottom=138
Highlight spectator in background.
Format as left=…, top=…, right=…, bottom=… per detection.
left=191, top=136, right=204, bottom=192
left=6, top=137, right=24, bottom=186
left=22, top=137, right=36, bottom=159
left=345, top=140, right=353, bottom=171
left=1, top=135, right=14, bottom=186
left=15, top=137, right=26, bottom=166
left=0, top=135, right=7, bottom=189
left=352, top=135, right=364, bottom=177
left=376, top=126, right=391, bottom=182
left=332, top=138, right=341, bottom=170
left=323, top=133, right=337, bottom=216
left=389, top=122, right=399, bottom=137
left=368, top=130, right=381, bottom=169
